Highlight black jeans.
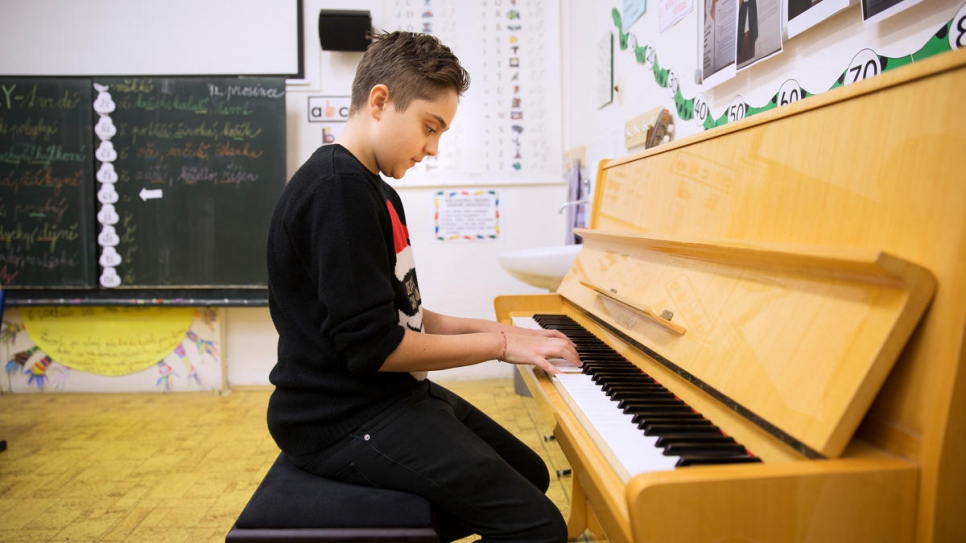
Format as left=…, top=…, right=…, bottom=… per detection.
left=288, top=380, right=568, bottom=543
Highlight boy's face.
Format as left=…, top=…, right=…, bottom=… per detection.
left=374, top=89, right=459, bottom=179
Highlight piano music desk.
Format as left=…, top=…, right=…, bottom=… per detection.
left=495, top=48, right=966, bottom=543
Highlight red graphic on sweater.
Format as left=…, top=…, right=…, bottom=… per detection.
left=386, top=201, right=409, bottom=254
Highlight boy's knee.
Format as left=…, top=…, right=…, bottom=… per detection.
left=531, top=461, right=551, bottom=493
left=526, top=498, right=567, bottom=543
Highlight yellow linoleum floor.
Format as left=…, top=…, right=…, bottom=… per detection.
left=0, top=379, right=596, bottom=542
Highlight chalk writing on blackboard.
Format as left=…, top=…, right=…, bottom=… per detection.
left=91, top=77, right=287, bottom=288
left=0, top=79, right=95, bottom=288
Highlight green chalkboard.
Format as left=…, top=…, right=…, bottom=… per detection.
left=91, top=77, right=286, bottom=288
left=0, top=79, right=96, bottom=288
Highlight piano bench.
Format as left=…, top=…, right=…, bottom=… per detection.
left=225, top=453, right=439, bottom=543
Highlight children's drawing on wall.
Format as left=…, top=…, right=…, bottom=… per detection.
left=1, top=307, right=222, bottom=393
left=702, top=0, right=738, bottom=86
left=736, top=0, right=782, bottom=71
left=785, top=0, right=850, bottom=39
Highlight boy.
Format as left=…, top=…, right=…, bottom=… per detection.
left=266, top=31, right=580, bottom=543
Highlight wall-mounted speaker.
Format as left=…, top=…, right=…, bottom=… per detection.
left=318, top=10, right=371, bottom=52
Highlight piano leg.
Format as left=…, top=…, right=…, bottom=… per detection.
left=566, top=474, right=590, bottom=540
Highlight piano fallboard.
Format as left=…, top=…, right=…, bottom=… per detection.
left=560, top=232, right=934, bottom=460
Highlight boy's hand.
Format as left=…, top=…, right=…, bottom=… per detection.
left=501, top=332, right=581, bottom=376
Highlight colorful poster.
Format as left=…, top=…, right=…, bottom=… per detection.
left=4, top=307, right=221, bottom=392
left=435, top=190, right=500, bottom=241
left=21, top=306, right=193, bottom=376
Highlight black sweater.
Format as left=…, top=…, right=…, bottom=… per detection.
left=266, top=144, right=423, bottom=455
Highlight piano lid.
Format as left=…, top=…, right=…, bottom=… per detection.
left=558, top=229, right=936, bottom=458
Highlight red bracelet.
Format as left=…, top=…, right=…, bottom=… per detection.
left=499, top=331, right=507, bottom=362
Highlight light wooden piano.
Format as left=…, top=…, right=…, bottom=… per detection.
left=495, top=48, right=966, bottom=543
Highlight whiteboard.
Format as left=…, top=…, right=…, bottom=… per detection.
left=0, top=0, right=301, bottom=76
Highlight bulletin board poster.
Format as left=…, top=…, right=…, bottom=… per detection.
left=387, top=1, right=562, bottom=182
left=435, top=190, right=500, bottom=241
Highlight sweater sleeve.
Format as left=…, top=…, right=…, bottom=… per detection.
left=283, top=172, right=404, bottom=374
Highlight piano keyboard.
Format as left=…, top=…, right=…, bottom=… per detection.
left=513, top=314, right=760, bottom=481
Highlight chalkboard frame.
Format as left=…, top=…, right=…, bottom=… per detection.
left=4, top=287, right=268, bottom=307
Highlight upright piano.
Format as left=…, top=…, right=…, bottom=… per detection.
left=495, top=48, right=966, bottom=543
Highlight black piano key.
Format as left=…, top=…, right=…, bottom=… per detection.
left=604, top=383, right=666, bottom=394
left=617, top=398, right=686, bottom=410
left=576, top=349, right=622, bottom=357
left=601, top=380, right=660, bottom=393
left=593, top=374, right=649, bottom=385
left=643, top=422, right=717, bottom=435
left=654, top=434, right=736, bottom=447
left=675, top=455, right=762, bottom=466
left=608, top=389, right=676, bottom=401
left=587, top=368, right=645, bottom=378
left=631, top=413, right=708, bottom=425
left=662, top=443, right=749, bottom=456
left=591, top=367, right=649, bottom=377
left=623, top=404, right=696, bottom=415
left=591, top=370, right=649, bottom=380
left=582, top=359, right=636, bottom=367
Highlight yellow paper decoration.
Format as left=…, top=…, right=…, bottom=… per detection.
left=22, top=306, right=195, bottom=376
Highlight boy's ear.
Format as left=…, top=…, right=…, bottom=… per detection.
left=368, top=84, right=390, bottom=119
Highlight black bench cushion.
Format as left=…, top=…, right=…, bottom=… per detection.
left=235, top=453, right=434, bottom=530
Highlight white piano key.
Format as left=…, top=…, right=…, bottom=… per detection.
left=511, top=316, right=542, bottom=330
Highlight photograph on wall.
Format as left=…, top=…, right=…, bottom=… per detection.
left=785, top=0, right=850, bottom=38
left=735, top=0, right=783, bottom=71
left=702, top=0, right=738, bottom=87
left=861, top=0, right=925, bottom=26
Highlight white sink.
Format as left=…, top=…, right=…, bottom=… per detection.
left=499, top=244, right=582, bottom=291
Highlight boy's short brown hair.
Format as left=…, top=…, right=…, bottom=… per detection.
left=349, top=31, right=470, bottom=115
